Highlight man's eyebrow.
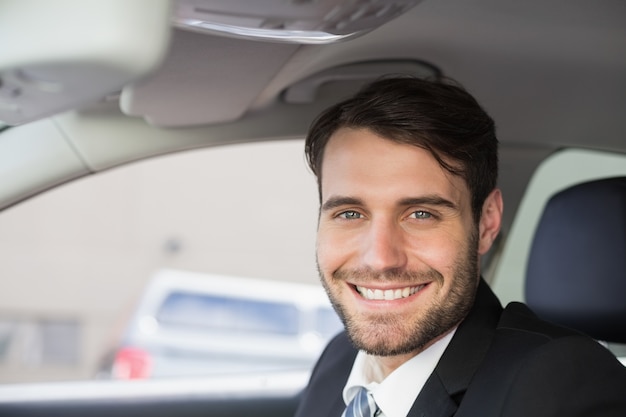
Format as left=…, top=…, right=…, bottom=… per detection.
left=399, top=196, right=458, bottom=210
left=321, top=196, right=363, bottom=212
left=321, top=195, right=458, bottom=211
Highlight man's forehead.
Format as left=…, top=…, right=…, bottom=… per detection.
left=319, top=128, right=469, bottom=207
left=321, top=127, right=463, bottom=174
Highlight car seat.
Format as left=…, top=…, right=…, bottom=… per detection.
left=525, top=177, right=626, bottom=344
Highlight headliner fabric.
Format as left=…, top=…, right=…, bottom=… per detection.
left=525, top=177, right=626, bottom=343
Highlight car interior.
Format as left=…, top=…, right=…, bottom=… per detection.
left=0, top=0, right=625, bottom=416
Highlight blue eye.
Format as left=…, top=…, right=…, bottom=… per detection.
left=410, top=210, right=432, bottom=219
left=339, top=211, right=361, bottom=220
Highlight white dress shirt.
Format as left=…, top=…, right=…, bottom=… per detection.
left=342, top=329, right=456, bottom=417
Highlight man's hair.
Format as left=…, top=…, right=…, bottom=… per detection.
left=305, top=76, right=498, bottom=223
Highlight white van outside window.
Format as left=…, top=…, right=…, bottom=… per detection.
left=100, top=269, right=343, bottom=380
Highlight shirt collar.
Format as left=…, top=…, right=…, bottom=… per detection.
left=342, top=328, right=456, bottom=417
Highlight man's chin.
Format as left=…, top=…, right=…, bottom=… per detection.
left=353, top=339, right=426, bottom=357
left=347, top=326, right=425, bottom=356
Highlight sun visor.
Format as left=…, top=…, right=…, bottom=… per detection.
left=0, top=0, right=172, bottom=125
left=120, top=29, right=300, bottom=127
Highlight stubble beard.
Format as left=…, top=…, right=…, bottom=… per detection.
left=319, top=232, right=479, bottom=357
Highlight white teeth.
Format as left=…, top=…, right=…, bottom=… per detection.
left=356, top=284, right=425, bottom=300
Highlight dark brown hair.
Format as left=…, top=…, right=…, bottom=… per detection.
left=305, top=76, right=498, bottom=223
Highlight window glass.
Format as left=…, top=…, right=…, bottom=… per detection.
left=0, top=318, right=79, bottom=367
left=315, top=308, right=343, bottom=338
left=157, top=292, right=300, bottom=336
left=0, top=320, right=15, bottom=361
left=39, top=320, right=80, bottom=365
left=0, top=140, right=331, bottom=383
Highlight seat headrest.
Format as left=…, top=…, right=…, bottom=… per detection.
left=525, top=177, right=626, bottom=343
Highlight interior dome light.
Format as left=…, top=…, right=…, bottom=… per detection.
left=172, top=0, right=423, bottom=44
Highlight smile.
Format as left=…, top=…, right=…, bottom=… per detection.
left=355, top=284, right=426, bottom=301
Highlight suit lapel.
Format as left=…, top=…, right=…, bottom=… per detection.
left=407, top=280, right=503, bottom=417
left=408, top=372, right=458, bottom=417
left=296, top=280, right=503, bottom=417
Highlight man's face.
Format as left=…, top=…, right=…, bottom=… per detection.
left=316, top=127, right=499, bottom=357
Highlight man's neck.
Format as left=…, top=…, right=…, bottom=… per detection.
left=371, top=327, right=457, bottom=379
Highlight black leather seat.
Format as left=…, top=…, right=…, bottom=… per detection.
left=525, top=177, right=626, bottom=343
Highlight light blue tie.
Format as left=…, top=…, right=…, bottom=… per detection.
left=343, top=387, right=380, bottom=417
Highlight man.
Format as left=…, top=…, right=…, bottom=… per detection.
left=294, top=77, right=626, bottom=417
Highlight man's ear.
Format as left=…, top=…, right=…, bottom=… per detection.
left=478, top=189, right=503, bottom=255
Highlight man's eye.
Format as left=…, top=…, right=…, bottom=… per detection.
left=339, top=211, right=361, bottom=220
left=409, top=210, right=432, bottom=219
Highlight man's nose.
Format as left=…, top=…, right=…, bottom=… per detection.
left=361, top=219, right=408, bottom=272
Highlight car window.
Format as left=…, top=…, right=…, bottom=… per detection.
left=315, top=308, right=344, bottom=338
left=0, top=139, right=331, bottom=383
left=157, top=292, right=301, bottom=336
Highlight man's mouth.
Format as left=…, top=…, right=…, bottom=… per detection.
left=355, top=284, right=427, bottom=301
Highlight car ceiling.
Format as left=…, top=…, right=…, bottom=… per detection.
left=121, top=0, right=626, bottom=152
left=95, top=0, right=626, bottom=230
left=1, top=0, right=625, bottom=234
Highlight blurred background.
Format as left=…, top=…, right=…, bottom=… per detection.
left=0, top=139, right=324, bottom=383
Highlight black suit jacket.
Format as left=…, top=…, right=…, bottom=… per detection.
left=294, top=280, right=626, bottom=417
